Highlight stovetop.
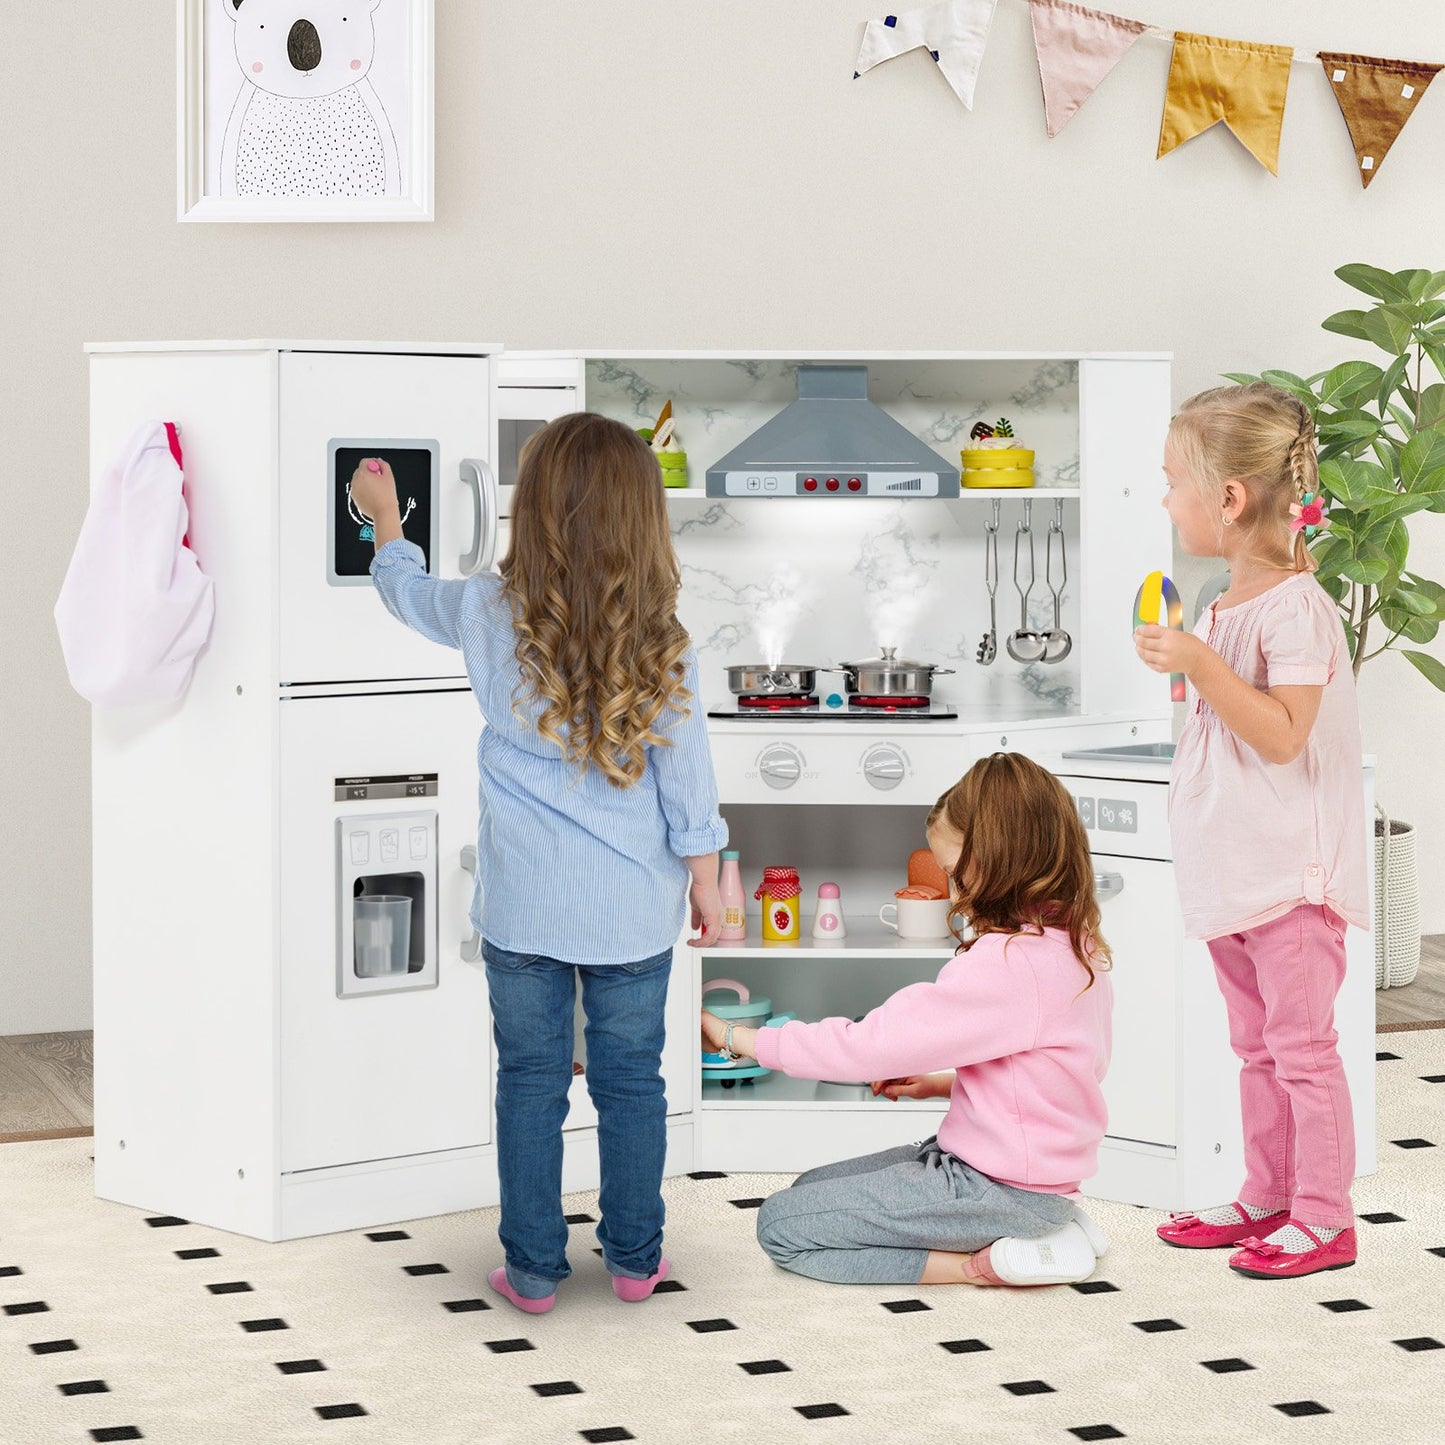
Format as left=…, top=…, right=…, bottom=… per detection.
left=706, top=697, right=959, bottom=722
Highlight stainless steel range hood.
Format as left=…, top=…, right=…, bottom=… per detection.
left=705, top=365, right=960, bottom=499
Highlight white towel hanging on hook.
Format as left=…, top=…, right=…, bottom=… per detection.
left=55, top=419, right=214, bottom=707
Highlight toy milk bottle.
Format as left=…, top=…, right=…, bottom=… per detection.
left=755, top=866, right=801, bottom=943
left=718, top=850, right=747, bottom=942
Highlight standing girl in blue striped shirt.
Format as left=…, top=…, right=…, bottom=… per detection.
left=351, top=412, right=728, bottom=1313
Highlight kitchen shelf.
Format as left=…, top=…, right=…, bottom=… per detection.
left=704, top=915, right=959, bottom=961
left=700, top=1071, right=950, bottom=1111
left=663, top=487, right=1079, bottom=501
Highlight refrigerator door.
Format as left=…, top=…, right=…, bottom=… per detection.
left=279, top=686, right=490, bottom=1174
left=278, top=349, right=493, bottom=686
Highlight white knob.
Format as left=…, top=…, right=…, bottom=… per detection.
left=758, top=745, right=802, bottom=789
left=863, top=745, right=905, bottom=790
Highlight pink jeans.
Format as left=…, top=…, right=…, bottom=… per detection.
left=1207, top=904, right=1355, bottom=1230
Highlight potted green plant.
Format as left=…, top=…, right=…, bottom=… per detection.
left=1226, top=264, right=1445, bottom=990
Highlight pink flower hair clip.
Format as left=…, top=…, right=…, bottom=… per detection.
left=1289, top=491, right=1331, bottom=539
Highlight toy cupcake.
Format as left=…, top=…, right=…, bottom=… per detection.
left=961, top=418, right=1035, bottom=489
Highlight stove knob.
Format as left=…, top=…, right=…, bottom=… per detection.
left=847, top=477, right=862, bottom=492
left=862, top=744, right=906, bottom=791
left=803, top=477, right=818, bottom=491
left=758, top=744, right=803, bottom=790
left=825, top=477, right=840, bottom=492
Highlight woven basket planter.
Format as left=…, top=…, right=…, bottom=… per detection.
left=1375, top=805, right=1420, bottom=990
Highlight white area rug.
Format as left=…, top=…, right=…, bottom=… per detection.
left=3, top=1033, right=1443, bottom=1444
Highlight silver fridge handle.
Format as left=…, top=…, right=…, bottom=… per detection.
left=460, top=844, right=482, bottom=962
left=459, top=458, right=497, bottom=576
left=1094, top=870, right=1125, bottom=900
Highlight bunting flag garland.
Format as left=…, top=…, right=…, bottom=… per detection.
left=853, top=0, right=1000, bottom=110
left=1028, top=0, right=1147, bottom=138
left=1318, top=52, right=1442, bottom=188
left=1157, top=32, right=1295, bottom=174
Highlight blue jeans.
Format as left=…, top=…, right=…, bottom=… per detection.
left=482, top=939, right=672, bottom=1298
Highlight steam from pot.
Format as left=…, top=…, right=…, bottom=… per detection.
left=753, top=564, right=818, bottom=669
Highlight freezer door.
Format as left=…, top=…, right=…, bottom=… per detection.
left=279, top=350, right=493, bottom=685
left=279, top=687, right=490, bottom=1174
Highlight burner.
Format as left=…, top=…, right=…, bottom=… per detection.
left=851, top=694, right=929, bottom=709
left=736, top=693, right=818, bottom=710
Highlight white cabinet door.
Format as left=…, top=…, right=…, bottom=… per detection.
left=278, top=350, right=492, bottom=685
left=279, top=687, right=490, bottom=1173
left=1095, top=856, right=1180, bottom=1149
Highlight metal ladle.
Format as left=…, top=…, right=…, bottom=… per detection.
left=1042, top=499, right=1073, bottom=664
left=976, top=499, right=1000, bottom=665
left=1006, top=502, right=1048, bottom=663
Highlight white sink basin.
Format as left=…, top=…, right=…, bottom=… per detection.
left=1062, top=742, right=1176, bottom=763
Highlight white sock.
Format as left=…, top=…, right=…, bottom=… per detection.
left=1195, top=1200, right=1277, bottom=1225
left=1263, top=1223, right=1342, bottom=1252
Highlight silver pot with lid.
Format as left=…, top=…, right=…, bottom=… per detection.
left=831, top=646, right=956, bottom=697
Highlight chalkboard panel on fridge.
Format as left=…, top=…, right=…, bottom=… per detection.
left=327, top=440, right=439, bottom=585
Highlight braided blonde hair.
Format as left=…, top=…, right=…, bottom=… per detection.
left=1169, top=381, right=1320, bottom=573
left=499, top=412, right=693, bottom=788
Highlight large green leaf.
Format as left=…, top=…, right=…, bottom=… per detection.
left=1416, top=384, right=1445, bottom=433
left=1387, top=587, right=1437, bottom=617
left=1403, top=430, right=1445, bottom=488
left=1418, top=300, right=1445, bottom=325
left=1322, top=309, right=1371, bottom=342
left=1422, top=339, right=1445, bottom=381
left=1376, top=353, right=1411, bottom=412
left=1221, top=372, right=1261, bottom=386
left=1339, top=554, right=1392, bottom=586
left=1403, top=649, right=1445, bottom=691
left=1320, top=455, right=1392, bottom=503
left=1318, top=361, right=1383, bottom=408
left=1361, top=305, right=1419, bottom=356
left=1318, top=409, right=1383, bottom=446
left=1260, top=369, right=1315, bottom=405
left=1336, top=264, right=1413, bottom=302
left=1401, top=270, right=1439, bottom=301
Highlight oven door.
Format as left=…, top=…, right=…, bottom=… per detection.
left=278, top=349, right=494, bottom=686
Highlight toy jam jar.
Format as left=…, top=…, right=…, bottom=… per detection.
left=755, top=866, right=801, bottom=942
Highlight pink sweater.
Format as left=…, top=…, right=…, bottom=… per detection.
left=752, top=927, right=1112, bottom=1193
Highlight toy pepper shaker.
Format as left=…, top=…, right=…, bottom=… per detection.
left=755, top=866, right=801, bottom=943
left=812, top=882, right=846, bottom=939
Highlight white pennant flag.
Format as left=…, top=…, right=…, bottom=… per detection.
left=854, top=0, right=1001, bottom=110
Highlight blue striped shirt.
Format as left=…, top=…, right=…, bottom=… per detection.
left=371, top=540, right=728, bottom=965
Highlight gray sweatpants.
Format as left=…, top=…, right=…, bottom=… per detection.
left=755, top=1136, right=1078, bottom=1285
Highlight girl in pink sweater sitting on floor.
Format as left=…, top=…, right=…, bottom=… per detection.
left=700, top=752, right=1113, bottom=1288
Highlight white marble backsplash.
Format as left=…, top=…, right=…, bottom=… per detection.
left=584, top=358, right=1083, bottom=712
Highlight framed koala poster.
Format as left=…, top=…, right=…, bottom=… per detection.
left=177, top=0, right=434, bottom=221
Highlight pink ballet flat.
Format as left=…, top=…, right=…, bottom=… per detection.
left=1229, top=1224, right=1357, bottom=1279
left=1156, top=1204, right=1289, bottom=1249
left=612, top=1257, right=670, bottom=1302
left=488, top=1266, right=555, bottom=1314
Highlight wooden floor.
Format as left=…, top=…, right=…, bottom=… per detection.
left=0, top=1031, right=94, bottom=1143
left=1376, top=933, right=1445, bottom=1032
left=0, top=945, right=1440, bottom=1140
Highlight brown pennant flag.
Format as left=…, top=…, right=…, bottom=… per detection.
left=1318, top=52, right=1442, bottom=188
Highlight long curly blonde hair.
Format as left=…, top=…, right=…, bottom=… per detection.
left=1169, top=381, right=1320, bottom=574
left=498, top=412, right=693, bottom=788
left=926, top=752, right=1110, bottom=989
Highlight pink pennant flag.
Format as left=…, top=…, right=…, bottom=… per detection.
left=1028, top=0, right=1148, bottom=138
left=854, top=0, right=1000, bottom=111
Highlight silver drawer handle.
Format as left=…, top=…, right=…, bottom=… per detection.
left=460, top=844, right=482, bottom=961
left=1094, top=870, right=1124, bottom=900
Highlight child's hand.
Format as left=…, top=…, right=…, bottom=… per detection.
left=1134, top=623, right=1201, bottom=677
left=870, top=1075, right=938, bottom=1101
left=700, top=1009, right=727, bottom=1053
left=350, top=457, right=400, bottom=522
left=688, top=878, right=722, bottom=948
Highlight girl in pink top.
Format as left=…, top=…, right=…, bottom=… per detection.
left=1136, top=381, right=1368, bottom=1281
left=701, top=753, right=1114, bottom=1289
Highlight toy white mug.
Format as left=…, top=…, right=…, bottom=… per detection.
left=878, top=896, right=952, bottom=940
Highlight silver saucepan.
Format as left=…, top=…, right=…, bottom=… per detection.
left=830, top=647, right=956, bottom=697
left=726, top=664, right=821, bottom=696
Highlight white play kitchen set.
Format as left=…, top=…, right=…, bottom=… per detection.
left=86, top=342, right=1376, bottom=1242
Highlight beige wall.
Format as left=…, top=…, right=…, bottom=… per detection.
left=4, top=0, right=1442, bottom=1032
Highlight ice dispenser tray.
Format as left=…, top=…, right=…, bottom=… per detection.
left=336, top=810, right=439, bottom=997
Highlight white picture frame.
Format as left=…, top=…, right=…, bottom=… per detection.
left=177, top=0, right=434, bottom=222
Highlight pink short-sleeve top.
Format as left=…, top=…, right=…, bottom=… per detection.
left=1170, top=571, right=1368, bottom=940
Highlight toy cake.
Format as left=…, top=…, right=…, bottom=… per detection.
left=961, top=417, right=1035, bottom=489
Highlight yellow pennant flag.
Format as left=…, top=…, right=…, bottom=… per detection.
left=1318, top=52, right=1442, bottom=188
left=1158, top=32, right=1294, bottom=175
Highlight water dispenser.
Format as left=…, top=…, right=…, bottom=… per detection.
left=335, top=806, right=438, bottom=997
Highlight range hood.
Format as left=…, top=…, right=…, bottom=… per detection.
left=705, top=364, right=959, bottom=499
